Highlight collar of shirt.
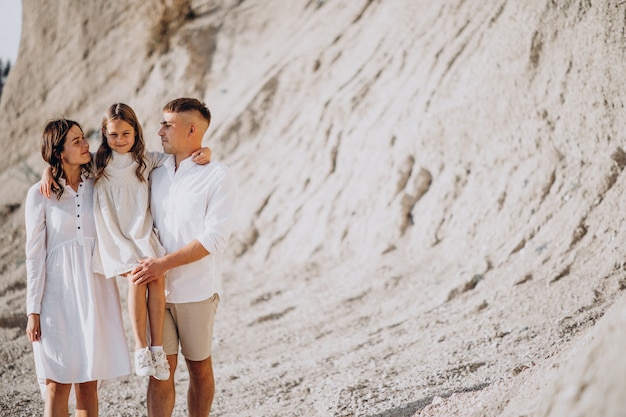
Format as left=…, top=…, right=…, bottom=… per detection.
left=59, top=173, right=89, bottom=183
left=163, top=154, right=200, bottom=175
left=176, top=155, right=200, bottom=173
left=59, top=173, right=89, bottom=193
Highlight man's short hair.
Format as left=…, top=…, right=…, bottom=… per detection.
left=163, top=98, right=211, bottom=124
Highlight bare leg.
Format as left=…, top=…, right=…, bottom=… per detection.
left=74, top=381, right=98, bottom=417
left=186, top=356, right=214, bottom=417
left=148, top=354, right=178, bottom=417
left=44, top=380, right=71, bottom=417
left=128, top=279, right=149, bottom=350
left=147, top=276, right=165, bottom=347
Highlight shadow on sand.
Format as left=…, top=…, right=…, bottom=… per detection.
left=367, top=382, right=490, bottom=417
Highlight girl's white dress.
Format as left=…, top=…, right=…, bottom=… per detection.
left=25, top=177, right=131, bottom=397
left=92, top=152, right=167, bottom=278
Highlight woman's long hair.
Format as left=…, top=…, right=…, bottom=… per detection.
left=41, top=119, right=92, bottom=199
left=95, top=103, right=147, bottom=182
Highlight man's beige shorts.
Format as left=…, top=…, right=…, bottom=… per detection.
left=163, top=293, right=220, bottom=361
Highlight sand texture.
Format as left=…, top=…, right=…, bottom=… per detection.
left=2, top=1, right=626, bottom=416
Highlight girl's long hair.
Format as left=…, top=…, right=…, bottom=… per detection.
left=95, top=103, right=147, bottom=182
left=41, top=119, right=93, bottom=199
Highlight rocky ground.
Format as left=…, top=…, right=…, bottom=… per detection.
left=3, top=0, right=626, bottom=416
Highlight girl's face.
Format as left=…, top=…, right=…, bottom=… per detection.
left=60, top=125, right=91, bottom=167
left=105, top=119, right=136, bottom=154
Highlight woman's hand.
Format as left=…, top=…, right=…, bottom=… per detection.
left=26, top=314, right=41, bottom=342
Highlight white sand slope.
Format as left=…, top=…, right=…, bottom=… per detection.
left=2, top=1, right=626, bottom=416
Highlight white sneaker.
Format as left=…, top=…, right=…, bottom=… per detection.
left=134, top=348, right=155, bottom=377
left=152, top=350, right=171, bottom=380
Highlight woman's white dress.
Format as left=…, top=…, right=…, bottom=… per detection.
left=92, top=152, right=166, bottom=278
left=25, top=177, right=131, bottom=396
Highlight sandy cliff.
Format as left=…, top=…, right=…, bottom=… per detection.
left=2, top=0, right=626, bottom=416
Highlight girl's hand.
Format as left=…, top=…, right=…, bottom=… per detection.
left=192, top=147, right=212, bottom=165
left=26, top=314, right=41, bottom=342
left=39, top=166, right=58, bottom=199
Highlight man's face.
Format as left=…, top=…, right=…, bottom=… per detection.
left=158, top=112, right=186, bottom=154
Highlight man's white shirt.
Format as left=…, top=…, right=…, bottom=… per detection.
left=150, top=155, right=237, bottom=303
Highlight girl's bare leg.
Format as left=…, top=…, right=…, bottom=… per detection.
left=128, top=279, right=149, bottom=350
left=44, top=380, right=70, bottom=417
left=147, top=276, right=170, bottom=381
left=147, top=276, right=166, bottom=346
left=74, top=381, right=98, bottom=417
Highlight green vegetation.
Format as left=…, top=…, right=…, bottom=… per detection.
left=0, top=58, right=11, bottom=98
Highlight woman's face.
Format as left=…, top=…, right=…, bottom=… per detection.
left=60, top=125, right=91, bottom=167
left=105, top=119, right=136, bottom=154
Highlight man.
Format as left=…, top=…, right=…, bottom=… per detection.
left=131, top=98, right=237, bottom=417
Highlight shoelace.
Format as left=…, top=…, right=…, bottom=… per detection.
left=137, top=351, right=153, bottom=368
left=153, top=352, right=170, bottom=371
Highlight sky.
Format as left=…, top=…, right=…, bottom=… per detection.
left=0, top=0, right=22, bottom=63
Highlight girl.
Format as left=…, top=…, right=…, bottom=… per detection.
left=26, top=119, right=131, bottom=416
left=42, top=103, right=211, bottom=380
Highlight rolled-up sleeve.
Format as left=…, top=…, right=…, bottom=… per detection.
left=196, top=169, right=237, bottom=255
left=25, top=186, right=47, bottom=315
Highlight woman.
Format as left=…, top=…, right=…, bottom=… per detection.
left=25, top=118, right=131, bottom=416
